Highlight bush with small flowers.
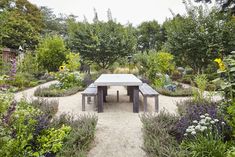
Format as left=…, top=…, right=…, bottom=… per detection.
left=179, top=113, right=229, bottom=157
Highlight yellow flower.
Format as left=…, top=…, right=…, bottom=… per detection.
left=219, top=62, right=225, bottom=71
left=59, top=66, right=65, bottom=71
left=214, top=58, right=222, bottom=64
left=214, top=58, right=226, bottom=71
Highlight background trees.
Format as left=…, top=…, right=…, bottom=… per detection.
left=68, top=21, right=136, bottom=69
left=137, top=21, right=165, bottom=52
left=36, top=36, right=69, bottom=72
left=164, top=4, right=235, bottom=73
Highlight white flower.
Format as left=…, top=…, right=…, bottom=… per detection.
left=205, top=117, right=212, bottom=121
left=205, top=113, right=209, bottom=116
left=191, top=131, right=196, bottom=135
left=200, top=115, right=206, bottom=119
left=184, top=133, right=188, bottom=136
left=195, top=125, right=201, bottom=130
left=214, top=119, right=219, bottom=122
left=189, top=125, right=195, bottom=129
left=193, top=120, right=198, bottom=124
left=199, top=119, right=206, bottom=125
left=186, top=128, right=191, bottom=133
left=221, top=122, right=225, bottom=125
left=210, top=120, right=215, bottom=124
left=200, top=126, right=207, bottom=132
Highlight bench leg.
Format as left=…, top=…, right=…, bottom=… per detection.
left=87, top=96, right=91, bottom=104
left=155, top=96, right=159, bottom=112
left=98, top=86, right=104, bottom=113
left=82, top=95, right=85, bottom=111
left=94, top=95, right=97, bottom=106
left=143, top=96, right=147, bottom=112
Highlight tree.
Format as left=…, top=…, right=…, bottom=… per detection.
left=0, top=10, right=39, bottom=49
left=0, top=0, right=43, bottom=49
left=147, top=51, right=175, bottom=81
left=164, top=4, right=235, bottom=73
left=194, top=0, right=235, bottom=14
left=68, top=21, right=136, bottom=69
left=36, top=35, right=68, bottom=72
left=137, top=21, right=165, bottom=52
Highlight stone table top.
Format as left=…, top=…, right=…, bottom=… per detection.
left=94, top=74, right=142, bottom=86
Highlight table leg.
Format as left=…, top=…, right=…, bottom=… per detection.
left=129, top=86, right=133, bottom=102
left=133, top=86, right=139, bottom=113
left=103, top=86, right=107, bottom=102
left=97, top=86, right=103, bottom=113
left=127, top=86, right=130, bottom=96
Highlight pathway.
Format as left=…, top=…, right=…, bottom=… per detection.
left=14, top=82, right=220, bottom=157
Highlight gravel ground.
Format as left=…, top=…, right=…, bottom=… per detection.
left=14, top=82, right=221, bottom=157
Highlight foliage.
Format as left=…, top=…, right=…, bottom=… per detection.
left=36, top=35, right=69, bottom=72
left=180, top=133, right=227, bottom=157
left=147, top=51, right=175, bottom=81
left=192, top=74, right=208, bottom=102
left=34, top=85, right=83, bottom=97
left=140, top=111, right=180, bottom=157
left=137, top=20, right=165, bottom=52
left=215, top=51, right=235, bottom=102
left=31, top=99, right=59, bottom=117
left=133, top=52, right=149, bottom=76
left=17, top=51, right=43, bottom=78
left=67, top=20, right=136, bottom=69
left=194, top=0, right=235, bottom=14
left=164, top=4, right=235, bottom=73
left=155, top=87, right=193, bottom=97
left=54, top=71, right=83, bottom=89
left=0, top=0, right=43, bottom=49
left=52, top=114, right=98, bottom=156
left=180, top=113, right=228, bottom=157
left=62, top=53, right=81, bottom=72
left=175, top=99, right=231, bottom=142
left=0, top=96, right=71, bottom=156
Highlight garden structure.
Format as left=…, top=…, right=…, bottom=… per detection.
left=82, top=74, right=159, bottom=113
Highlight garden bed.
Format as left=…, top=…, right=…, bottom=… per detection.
left=155, top=87, right=193, bottom=97
left=34, top=84, right=84, bottom=97
left=0, top=93, right=98, bottom=156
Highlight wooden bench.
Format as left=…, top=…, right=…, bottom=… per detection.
left=139, top=83, right=159, bottom=112
left=81, top=83, right=97, bottom=111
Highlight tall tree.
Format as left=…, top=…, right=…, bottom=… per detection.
left=0, top=0, right=43, bottom=49
left=137, top=21, right=165, bottom=52
left=68, top=21, right=136, bottom=69
left=164, top=4, right=235, bottom=73
left=194, top=0, right=235, bottom=14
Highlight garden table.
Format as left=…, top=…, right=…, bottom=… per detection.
left=94, top=74, right=142, bottom=113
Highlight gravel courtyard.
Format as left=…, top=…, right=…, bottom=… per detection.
left=14, top=81, right=220, bottom=157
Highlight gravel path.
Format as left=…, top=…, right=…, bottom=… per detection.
left=14, top=82, right=221, bottom=157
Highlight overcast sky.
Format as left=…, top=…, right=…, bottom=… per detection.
left=28, top=0, right=206, bottom=26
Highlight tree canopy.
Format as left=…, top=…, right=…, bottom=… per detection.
left=68, top=21, right=136, bottom=69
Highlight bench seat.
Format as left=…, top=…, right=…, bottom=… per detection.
left=81, top=84, right=97, bottom=111
left=139, top=83, right=159, bottom=112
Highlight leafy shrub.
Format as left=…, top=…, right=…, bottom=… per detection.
left=62, top=53, right=81, bottom=72
left=36, top=35, right=69, bottom=72
left=192, top=74, right=208, bottom=102
left=0, top=94, right=71, bottom=156
left=179, top=74, right=193, bottom=84
left=17, top=51, right=44, bottom=78
left=175, top=99, right=231, bottom=142
left=140, top=111, right=180, bottom=157
left=52, top=114, right=98, bottom=156
left=31, top=99, right=59, bottom=117
left=147, top=51, right=175, bottom=81
left=180, top=133, right=227, bottom=157
left=180, top=113, right=228, bottom=157
left=54, top=71, right=83, bottom=89
left=34, top=85, right=83, bottom=97
left=155, top=87, right=193, bottom=97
